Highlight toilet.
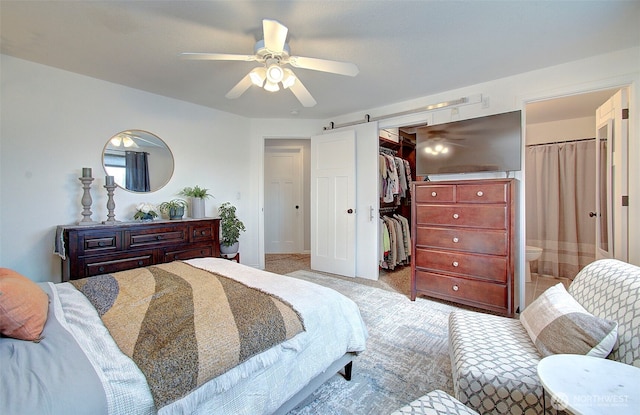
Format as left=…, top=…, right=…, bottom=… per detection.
left=525, top=245, right=543, bottom=283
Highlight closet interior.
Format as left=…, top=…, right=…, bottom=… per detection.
left=379, top=128, right=416, bottom=275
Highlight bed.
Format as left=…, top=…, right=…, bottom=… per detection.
left=0, top=258, right=368, bottom=415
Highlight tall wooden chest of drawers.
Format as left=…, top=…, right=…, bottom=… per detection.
left=411, top=179, right=515, bottom=316
left=59, top=218, right=220, bottom=281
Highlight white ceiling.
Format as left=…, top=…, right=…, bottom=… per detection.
left=1, top=1, right=638, bottom=120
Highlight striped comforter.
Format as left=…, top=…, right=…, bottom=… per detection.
left=70, top=261, right=305, bottom=409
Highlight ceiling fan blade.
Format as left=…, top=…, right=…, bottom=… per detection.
left=225, top=73, right=253, bottom=99
left=288, top=56, right=359, bottom=77
left=263, top=19, right=288, bottom=53
left=180, top=52, right=256, bottom=62
left=289, top=78, right=317, bottom=107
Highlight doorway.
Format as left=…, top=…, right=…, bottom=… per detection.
left=524, top=88, right=621, bottom=301
left=263, top=139, right=311, bottom=255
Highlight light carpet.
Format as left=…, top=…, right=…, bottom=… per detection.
left=285, top=269, right=459, bottom=415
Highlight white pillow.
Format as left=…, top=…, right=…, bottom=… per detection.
left=520, top=283, right=618, bottom=358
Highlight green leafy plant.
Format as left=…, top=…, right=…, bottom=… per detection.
left=158, top=199, right=188, bottom=218
left=218, top=202, right=246, bottom=246
left=179, top=185, right=213, bottom=199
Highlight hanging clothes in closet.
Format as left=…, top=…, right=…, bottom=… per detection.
left=379, top=148, right=412, bottom=205
left=379, top=212, right=411, bottom=270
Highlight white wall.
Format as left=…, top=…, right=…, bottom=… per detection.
left=0, top=55, right=253, bottom=282
left=526, top=116, right=596, bottom=145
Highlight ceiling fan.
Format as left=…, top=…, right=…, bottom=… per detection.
left=180, top=19, right=359, bottom=107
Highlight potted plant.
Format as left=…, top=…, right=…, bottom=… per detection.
left=158, top=199, right=188, bottom=220
left=218, top=202, right=245, bottom=255
left=133, top=202, right=158, bottom=221
left=179, top=185, right=214, bottom=219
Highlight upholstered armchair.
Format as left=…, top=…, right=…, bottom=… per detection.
left=448, top=259, right=640, bottom=414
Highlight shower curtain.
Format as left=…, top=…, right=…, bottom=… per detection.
left=525, top=139, right=596, bottom=279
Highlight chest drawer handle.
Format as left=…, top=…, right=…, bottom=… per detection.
left=452, top=237, right=459, bottom=243
left=452, top=261, right=459, bottom=267
left=452, top=284, right=459, bottom=291
left=452, top=213, right=459, bottom=219
left=156, top=235, right=162, bottom=240
left=98, top=241, right=105, bottom=247
left=138, top=260, right=144, bottom=266
left=98, top=266, right=105, bottom=272
left=476, top=190, right=484, bottom=197
left=201, top=230, right=206, bottom=235
left=431, top=191, right=437, bottom=197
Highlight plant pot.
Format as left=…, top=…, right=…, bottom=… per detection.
left=191, top=197, right=205, bottom=219
left=169, top=207, right=185, bottom=220
left=220, top=242, right=239, bottom=255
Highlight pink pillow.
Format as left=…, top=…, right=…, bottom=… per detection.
left=0, top=268, right=49, bottom=341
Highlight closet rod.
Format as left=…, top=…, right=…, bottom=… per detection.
left=379, top=206, right=398, bottom=214
left=526, top=137, right=595, bottom=147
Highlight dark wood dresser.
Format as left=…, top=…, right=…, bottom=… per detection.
left=411, top=179, right=515, bottom=316
left=59, top=218, right=220, bottom=281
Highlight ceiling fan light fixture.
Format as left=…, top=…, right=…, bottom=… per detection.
left=282, top=68, right=296, bottom=89
left=249, top=67, right=266, bottom=87
left=266, top=63, right=284, bottom=84
left=123, top=137, right=135, bottom=147
left=264, top=80, right=280, bottom=92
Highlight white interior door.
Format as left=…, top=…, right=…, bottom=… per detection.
left=264, top=147, right=303, bottom=253
left=311, top=130, right=356, bottom=277
left=595, top=89, right=629, bottom=260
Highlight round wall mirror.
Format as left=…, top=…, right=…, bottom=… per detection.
left=102, top=130, right=174, bottom=193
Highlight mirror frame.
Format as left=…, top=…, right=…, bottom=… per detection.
left=102, top=130, right=175, bottom=193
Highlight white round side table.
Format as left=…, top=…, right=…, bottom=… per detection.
left=537, top=354, right=640, bottom=415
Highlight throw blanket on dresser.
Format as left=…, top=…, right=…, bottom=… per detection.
left=70, top=261, right=305, bottom=410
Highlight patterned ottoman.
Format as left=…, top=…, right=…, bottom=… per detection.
left=390, top=389, right=479, bottom=415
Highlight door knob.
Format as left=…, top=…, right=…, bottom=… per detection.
left=589, top=212, right=598, bottom=217
left=347, top=209, right=354, bottom=214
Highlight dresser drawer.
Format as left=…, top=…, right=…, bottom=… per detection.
left=415, top=226, right=507, bottom=255
left=79, top=231, right=120, bottom=253
left=415, top=185, right=455, bottom=203
left=163, top=245, right=213, bottom=262
left=128, top=226, right=188, bottom=248
left=456, top=182, right=508, bottom=203
left=414, top=270, right=508, bottom=310
left=84, top=251, right=154, bottom=277
left=415, top=248, right=507, bottom=282
left=190, top=223, right=215, bottom=242
left=415, top=205, right=507, bottom=229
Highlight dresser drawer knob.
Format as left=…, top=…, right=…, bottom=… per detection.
left=452, top=213, right=459, bottom=219
left=201, top=230, right=206, bottom=235
left=476, top=190, right=484, bottom=197
left=138, top=260, right=144, bottom=266
left=431, top=191, right=437, bottom=197
left=452, top=237, right=459, bottom=243
left=98, top=266, right=105, bottom=272
left=156, top=235, right=162, bottom=240
left=452, top=261, right=459, bottom=267
left=452, top=284, right=459, bottom=291
left=98, top=241, right=105, bottom=247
